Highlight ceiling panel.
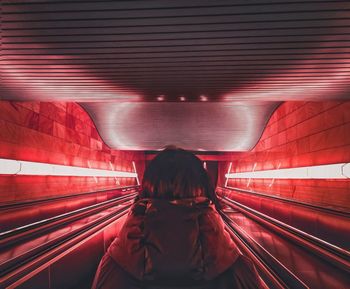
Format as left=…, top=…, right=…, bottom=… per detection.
left=1, top=0, right=349, bottom=102
left=1, top=1, right=349, bottom=151
left=82, top=102, right=278, bottom=151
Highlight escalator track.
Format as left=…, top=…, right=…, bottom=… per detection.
left=220, top=197, right=350, bottom=289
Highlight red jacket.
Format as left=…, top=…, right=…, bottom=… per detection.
left=92, top=197, right=264, bottom=289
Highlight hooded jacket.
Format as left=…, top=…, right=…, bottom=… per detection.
left=92, top=197, right=264, bottom=289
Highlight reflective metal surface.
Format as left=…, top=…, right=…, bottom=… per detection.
left=1, top=1, right=349, bottom=151
left=82, top=102, right=278, bottom=151
left=1, top=1, right=350, bottom=102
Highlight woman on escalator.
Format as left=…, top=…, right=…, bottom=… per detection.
left=92, top=147, right=264, bottom=289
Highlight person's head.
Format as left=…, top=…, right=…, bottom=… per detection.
left=139, top=147, right=219, bottom=207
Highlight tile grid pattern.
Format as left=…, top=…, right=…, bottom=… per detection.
left=219, top=101, right=350, bottom=210
left=0, top=101, right=145, bottom=204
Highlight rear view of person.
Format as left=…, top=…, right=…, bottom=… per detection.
left=92, top=148, right=264, bottom=289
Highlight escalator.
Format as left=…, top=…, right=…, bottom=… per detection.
left=1, top=186, right=348, bottom=289
left=0, top=187, right=138, bottom=289
left=219, top=194, right=349, bottom=289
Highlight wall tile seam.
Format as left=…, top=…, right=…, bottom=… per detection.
left=291, top=101, right=343, bottom=119
left=0, top=125, right=94, bottom=152
left=39, top=104, right=67, bottom=117
left=228, top=142, right=350, bottom=165
left=257, top=121, right=350, bottom=152
left=261, top=111, right=348, bottom=142
left=0, top=141, right=134, bottom=167
left=0, top=105, right=40, bottom=122
left=227, top=184, right=348, bottom=198
left=0, top=116, right=41, bottom=133
left=300, top=142, right=350, bottom=155
left=41, top=109, right=67, bottom=124
left=0, top=118, right=93, bottom=149
left=265, top=101, right=309, bottom=126
left=260, top=101, right=346, bottom=137
left=15, top=102, right=41, bottom=110
left=6, top=103, right=99, bottom=138
left=62, top=125, right=94, bottom=138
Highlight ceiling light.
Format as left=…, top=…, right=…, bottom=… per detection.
left=200, top=95, right=208, bottom=101
left=157, top=95, right=165, bottom=101
left=225, top=163, right=350, bottom=179
left=0, top=158, right=138, bottom=178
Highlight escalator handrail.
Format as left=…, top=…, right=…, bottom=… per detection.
left=221, top=196, right=350, bottom=272
left=0, top=197, right=134, bottom=273
left=219, top=186, right=349, bottom=217
left=0, top=193, right=136, bottom=246
left=221, top=212, right=309, bottom=289
left=0, top=204, right=131, bottom=289
left=0, top=185, right=140, bottom=210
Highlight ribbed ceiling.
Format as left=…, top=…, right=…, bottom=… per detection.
left=0, top=1, right=349, bottom=151
left=82, top=102, right=278, bottom=151
left=1, top=0, right=350, bottom=101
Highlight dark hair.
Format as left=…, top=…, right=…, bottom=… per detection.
left=139, top=147, right=220, bottom=207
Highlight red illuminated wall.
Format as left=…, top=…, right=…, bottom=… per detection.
left=218, top=101, right=350, bottom=210
left=0, top=101, right=145, bottom=204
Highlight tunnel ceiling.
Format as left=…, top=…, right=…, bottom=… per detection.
left=1, top=1, right=349, bottom=151
left=82, top=102, right=278, bottom=151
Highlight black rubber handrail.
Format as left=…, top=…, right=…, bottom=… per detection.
left=221, top=212, right=309, bottom=289
left=0, top=204, right=132, bottom=289
left=219, top=186, right=349, bottom=217
left=0, top=195, right=134, bottom=275
left=0, top=185, right=140, bottom=210
left=221, top=196, right=350, bottom=273
left=0, top=193, right=136, bottom=247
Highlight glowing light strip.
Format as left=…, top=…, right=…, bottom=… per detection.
left=224, top=162, right=232, bottom=187
left=132, top=161, right=140, bottom=185
left=225, top=163, right=350, bottom=179
left=0, top=158, right=138, bottom=178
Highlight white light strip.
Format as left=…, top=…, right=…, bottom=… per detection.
left=224, top=162, right=232, bottom=187
left=225, top=163, right=350, bottom=179
left=0, top=158, right=138, bottom=178
left=132, top=161, right=140, bottom=185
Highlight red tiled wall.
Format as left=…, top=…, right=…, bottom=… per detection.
left=218, top=101, right=350, bottom=210
left=0, top=101, right=145, bottom=204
